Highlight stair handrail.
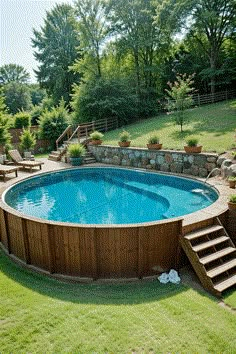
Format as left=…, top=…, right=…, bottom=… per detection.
left=67, top=124, right=82, bottom=144
left=56, top=125, right=73, bottom=150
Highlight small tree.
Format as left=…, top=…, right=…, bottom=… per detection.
left=38, top=100, right=69, bottom=148
left=19, top=128, right=36, bottom=152
left=14, top=111, right=31, bottom=128
left=166, top=74, right=195, bottom=132
left=0, top=95, right=11, bottom=153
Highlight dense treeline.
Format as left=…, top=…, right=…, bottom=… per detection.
left=0, top=0, right=235, bottom=130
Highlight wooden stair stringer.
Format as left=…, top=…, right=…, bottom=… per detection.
left=180, top=217, right=236, bottom=297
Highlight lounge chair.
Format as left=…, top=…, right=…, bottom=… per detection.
left=0, top=165, right=19, bottom=182
left=8, top=149, right=44, bottom=173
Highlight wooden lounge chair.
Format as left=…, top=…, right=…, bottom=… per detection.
left=8, top=149, right=44, bottom=173
left=0, top=165, right=19, bottom=182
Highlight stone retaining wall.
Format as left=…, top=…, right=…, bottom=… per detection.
left=88, top=145, right=218, bottom=178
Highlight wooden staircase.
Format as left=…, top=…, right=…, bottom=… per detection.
left=181, top=218, right=236, bottom=297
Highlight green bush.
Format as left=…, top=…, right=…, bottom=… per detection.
left=186, top=137, right=199, bottom=147
left=68, top=143, right=86, bottom=157
left=148, top=134, right=160, bottom=144
left=119, top=130, right=131, bottom=142
left=19, top=128, right=36, bottom=151
left=71, top=78, right=138, bottom=125
left=229, top=194, right=236, bottom=203
left=38, top=100, right=69, bottom=148
left=90, top=131, right=104, bottom=140
left=14, top=111, right=31, bottom=128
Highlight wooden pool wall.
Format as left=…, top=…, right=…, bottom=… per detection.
left=0, top=204, right=182, bottom=280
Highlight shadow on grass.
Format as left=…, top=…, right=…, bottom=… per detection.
left=0, top=249, right=195, bottom=305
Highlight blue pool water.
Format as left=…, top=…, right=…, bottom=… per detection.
left=4, top=167, right=218, bottom=225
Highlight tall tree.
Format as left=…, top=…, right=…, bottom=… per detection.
left=72, top=0, right=110, bottom=80
left=32, top=3, right=81, bottom=105
left=189, top=0, right=236, bottom=94
left=159, top=0, right=236, bottom=94
left=2, top=82, right=31, bottom=114
left=108, top=0, right=172, bottom=116
left=0, top=64, right=30, bottom=84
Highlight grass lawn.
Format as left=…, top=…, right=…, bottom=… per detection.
left=103, top=100, right=236, bottom=153
left=0, top=250, right=235, bottom=353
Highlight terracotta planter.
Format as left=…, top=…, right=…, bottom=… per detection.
left=184, top=145, right=202, bottom=153
left=228, top=180, right=236, bottom=189
left=228, top=202, right=236, bottom=211
left=147, top=143, right=162, bottom=150
left=90, top=139, right=102, bottom=145
left=118, top=141, right=131, bottom=147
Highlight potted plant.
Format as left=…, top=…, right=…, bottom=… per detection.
left=19, top=128, right=36, bottom=159
left=228, top=194, right=236, bottom=211
left=184, top=137, right=202, bottom=153
left=89, top=131, right=104, bottom=145
left=118, top=130, right=131, bottom=147
left=147, top=134, right=162, bottom=150
left=67, top=143, right=86, bottom=166
left=228, top=176, right=236, bottom=189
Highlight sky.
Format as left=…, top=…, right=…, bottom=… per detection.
left=0, top=0, right=74, bottom=82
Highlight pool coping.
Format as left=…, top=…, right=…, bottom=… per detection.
left=0, top=163, right=228, bottom=229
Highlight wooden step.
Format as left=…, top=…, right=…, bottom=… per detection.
left=207, top=259, right=236, bottom=278
left=214, top=274, right=236, bottom=293
left=200, top=247, right=236, bottom=265
left=193, top=236, right=229, bottom=252
left=185, top=225, right=223, bottom=241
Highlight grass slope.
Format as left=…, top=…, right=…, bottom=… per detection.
left=0, top=250, right=235, bottom=353
left=103, top=100, right=236, bottom=153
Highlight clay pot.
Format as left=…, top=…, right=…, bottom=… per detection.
left=118, top=141, right=131, bottom=147
left=228, top=202, right=236, bottom=211
left=90, top=140, right=102, bottom=145
left=184, top=145, right=202, bottom=153
left=229, top=180, right=236, bottom=189
left=147, top=143, right=162, bottom=150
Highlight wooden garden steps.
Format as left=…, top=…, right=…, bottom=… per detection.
left=181, top=218, right=236, bottom=297
left=214, top=275, right=236, bottom=293
left=206, top=259, right=236, bottom=278
left=192, top=236, right=229, bottom=252
left=200, top=247, right=235, bottom=265
left=185, top=225, right=223, bottom=241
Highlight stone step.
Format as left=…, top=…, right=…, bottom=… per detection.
left=192, top=236, right=229, bottom=252
left=48, top=155, right=61, bottom=161
left=184, top=225, right=223, bottom=241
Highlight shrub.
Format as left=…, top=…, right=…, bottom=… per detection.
left=19, top=128, right=36, bottom=151
left=228, top=176, right=236, bottom=181
left=71, top=78, right=138, bottom=125
left=148, top=134, right=160, bottom=144
left=119, top=130, right=131, bottom=142
left=90, top=131, right=104, bottom=141
left=68, top=143, right=86, bottom=157
left=38, top=100, right=69, bottom=148
left=229, top=194, right=236, bottom=203
left=0, top=115, right=11, bottom=150
left=14, top=111, right=31, bottom=128
left=186, top=137, right=199, bottom=147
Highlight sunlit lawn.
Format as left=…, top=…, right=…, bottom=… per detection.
left=103, top=100, right=236, bottom=153
left=0, top=250, right=235, bottom=353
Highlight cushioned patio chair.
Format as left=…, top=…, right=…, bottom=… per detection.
left=8, top=149, right=44, bottom=173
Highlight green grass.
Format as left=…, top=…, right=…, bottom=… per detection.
left=103, top=100, right=236, bottom=153
left=0, top=250, right=235, bottom=353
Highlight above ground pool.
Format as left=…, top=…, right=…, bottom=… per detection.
left=4, top=167, right=218, bottom=225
